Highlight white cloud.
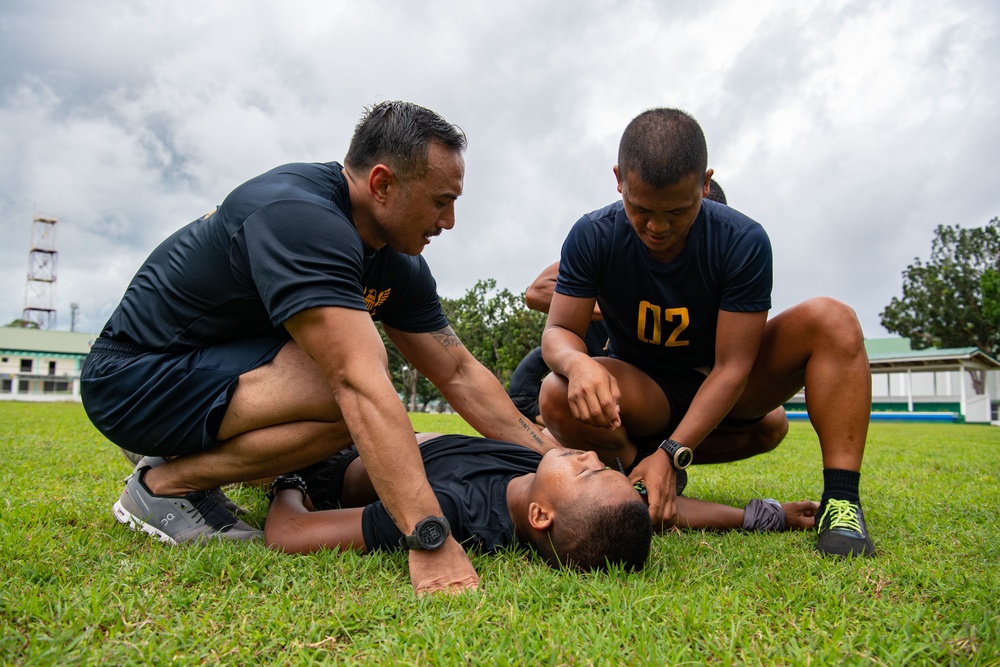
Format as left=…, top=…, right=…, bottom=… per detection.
left=1, top=0, right=998, bottom=336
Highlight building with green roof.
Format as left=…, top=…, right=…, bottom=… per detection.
left=786, top=337, right=1000, bottom=423
left=0, top=328, right=95, bottom=401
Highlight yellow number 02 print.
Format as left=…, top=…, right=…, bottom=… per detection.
left=637, top=301, right=690, bottom=347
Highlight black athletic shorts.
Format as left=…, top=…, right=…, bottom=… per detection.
left=293, top=446, right=362, bottom=510
left=636, top=366, right=766, bottom=455
left=81, top=336, right=287, bottom=456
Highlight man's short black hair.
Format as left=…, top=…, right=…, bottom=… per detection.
left=534, top=499, right=652, bottom=572
left=618, top=108, right=707, bottom=188
left=344, top=100, right=467, bottom=182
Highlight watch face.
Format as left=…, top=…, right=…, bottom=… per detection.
left=660, top=440, right=693, bottom=469
left=418, top=519, right=447, bottom=548
left=675, top=448, right=693, bottom=469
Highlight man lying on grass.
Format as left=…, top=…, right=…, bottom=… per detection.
left=264, top=433, right=819, bottom=576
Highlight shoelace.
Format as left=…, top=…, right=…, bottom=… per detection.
left=180, top=491, right=211, bottom=527
left=818, top=499, right=862, bottom=533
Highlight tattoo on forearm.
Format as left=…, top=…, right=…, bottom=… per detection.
left=519, top=418, right=546, bottom=449
left=430, top=326, right=465, bottom=349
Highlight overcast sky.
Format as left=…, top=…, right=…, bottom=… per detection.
left=2, top=0, right=998, bottom=338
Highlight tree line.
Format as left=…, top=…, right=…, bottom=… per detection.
left=380, top=278, right=546, bottom=412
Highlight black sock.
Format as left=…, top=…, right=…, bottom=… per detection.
left=822, top=468, right=861, bottom=504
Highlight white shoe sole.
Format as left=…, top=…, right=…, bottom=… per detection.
left=113, top=500, right=179, bottom=545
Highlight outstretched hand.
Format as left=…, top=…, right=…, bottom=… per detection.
left=408, top=536, right=480, bottom=595
left=629, top=449, right=677, bottom=528
left=781, top=500, right=820, bottom=530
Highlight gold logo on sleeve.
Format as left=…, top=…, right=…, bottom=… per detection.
left=364, top=288, right=391, bottom=313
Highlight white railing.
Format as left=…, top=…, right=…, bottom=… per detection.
left=0, top=373, right=81, bottom=402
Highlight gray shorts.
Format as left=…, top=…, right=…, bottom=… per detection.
left=81, top=336, right=288, bottom=456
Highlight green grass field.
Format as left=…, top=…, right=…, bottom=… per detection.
left=1, top=402, right=998, bottom=666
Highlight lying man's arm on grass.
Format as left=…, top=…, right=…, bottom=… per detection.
left=671, top=496, right=819, bottom=533
left=264, top=485, right=368, bottom=554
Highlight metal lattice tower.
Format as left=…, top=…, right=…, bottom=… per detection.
left=22, top=215, right=58, bottom=330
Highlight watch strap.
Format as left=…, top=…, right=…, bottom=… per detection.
left=267, top=473, right=308, bottom=501
left=658, top=439, right=694, bottom=469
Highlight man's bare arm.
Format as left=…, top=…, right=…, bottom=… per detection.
left=670, top=309, right=769, bottom=449
left=668, top=497, right=818, bottom=532
left=265, top=489, right=367, bottom=554
left=525, top=261, right=560, bottom=313
left=285, top=307, right=478, bottom=593
left=629, top=309, right=768, bottom=526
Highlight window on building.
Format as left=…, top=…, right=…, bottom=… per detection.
left=20, top=358, right=33, bottom=373
left=48, top=361, right=57, bottom=376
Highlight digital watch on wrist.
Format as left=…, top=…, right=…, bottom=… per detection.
left=267, top=473, right=308, bottom=501
left=399, top=516, right=451, bottom=551
left=658, top=439, right=694, bottom=470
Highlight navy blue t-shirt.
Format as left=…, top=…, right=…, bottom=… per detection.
left=361, top=435, right=541, bottom=553
left=101, top=162, right=447, bottom=352
left=556, top=198, right=771, bottom=375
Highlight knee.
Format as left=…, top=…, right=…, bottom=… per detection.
left=538, top=373, right=571, bottom=427
left=755, top=408, right=788, bottom=454
left=795, top=297, right=866, bottom=354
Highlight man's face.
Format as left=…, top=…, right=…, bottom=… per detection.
left=381, top=142, right=464, bottom=256
left=615, top=167, right=712, bottom=263
left=534, top=447, right=640, bottom=507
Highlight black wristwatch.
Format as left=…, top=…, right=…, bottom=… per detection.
left=267, top=473, right=308, bottom=501
left=658, top=439, right=694, bottom=470
left=399, top=516, right=451, bottom=551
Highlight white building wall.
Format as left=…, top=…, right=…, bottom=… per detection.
left=1, top=352, right=83, bottom=402
left=871, top=369, right=994, bottom=399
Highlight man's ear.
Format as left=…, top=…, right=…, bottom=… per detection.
left=701, top=168, right=715, bottom=198
left=528, top=501, right=554, bottom=531
left=613, top=165, right=623, bottom=194
left=368, top=164, right=393, bottom=203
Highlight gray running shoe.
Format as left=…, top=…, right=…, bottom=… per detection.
left=125, top=455, right=249, bottom=516
left=113, top=466, right=261, bottom=544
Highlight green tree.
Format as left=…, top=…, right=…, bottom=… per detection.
left=982, top=268, right=1000, bottom=326
left=440, top=279, right=546, bottom=388
left=377, top=279, right=545, bottom=412
left=880, top=217, right=1000, bottom=393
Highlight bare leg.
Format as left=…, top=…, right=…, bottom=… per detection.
left=144, top=340, right=354, bottom=496
left=725, top=297, right=871, bottom=472
left=695, top=408, right=788, bottom=464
